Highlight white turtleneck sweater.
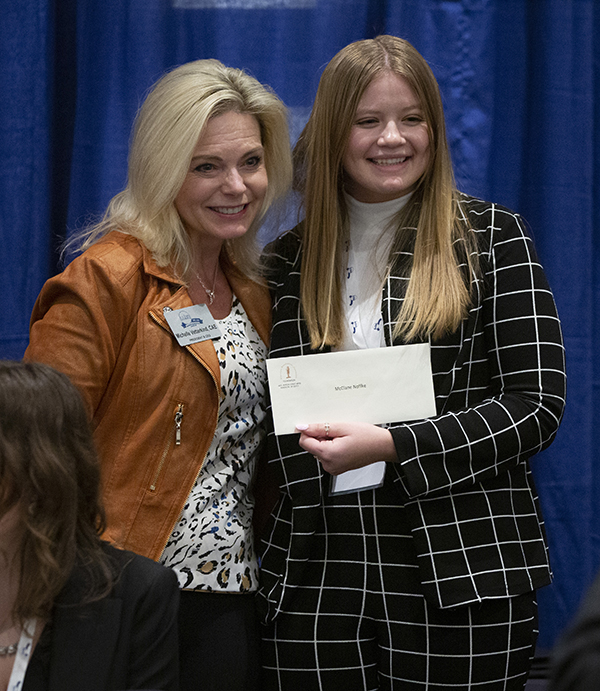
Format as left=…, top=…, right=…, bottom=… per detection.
left=340, top=193, right=410, bottom=350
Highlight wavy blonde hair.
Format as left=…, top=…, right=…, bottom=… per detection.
left=295, top=35, right=478, bottom=348
left=69, top=59, right=292, bottom=280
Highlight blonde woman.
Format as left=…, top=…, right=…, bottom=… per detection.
left=25, top=59, right=292, bottom=690
left=258, top=36, right=566, bottom=690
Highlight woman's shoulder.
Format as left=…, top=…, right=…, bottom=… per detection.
left=54, top=543, right=178, bottom=611
left=60, top=231, right=178, bottom=288
left=262, top=224, right=303, bottom=262
left=456, top=192, right=525, bottom=229
left=58, top=232, right=145, bottom=283
left=456, top=192, right=520, bottom=220
left=103, top=543, right=179, bottom=595
left=455, top=192, right=532, bottom=252
left=261, top=224, right=304, bottom=285
left=74, top=230, right=144, bottom=260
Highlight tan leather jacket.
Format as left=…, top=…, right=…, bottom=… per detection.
left=25, top=231, right=271, bottom=561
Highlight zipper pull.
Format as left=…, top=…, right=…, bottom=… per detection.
left=174, top=404, right=184, bottom=445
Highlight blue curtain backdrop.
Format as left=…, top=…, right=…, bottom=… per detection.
left=0, top=0, right=596, bottom=652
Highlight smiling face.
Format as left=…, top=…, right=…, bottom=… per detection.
left=174, top=111, right=268, bottom=250
left=342, top=71, right=430, bottom=203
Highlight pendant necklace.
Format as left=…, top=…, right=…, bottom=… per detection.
left=195, top=261, right=219, bottom=305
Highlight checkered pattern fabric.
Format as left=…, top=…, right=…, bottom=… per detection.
left=257, top=195, right=566, bottom=686
left=261, top=479, right=539, bottom=690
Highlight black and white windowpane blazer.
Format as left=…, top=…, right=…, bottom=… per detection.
left=258, top=194, right=566, bottom=622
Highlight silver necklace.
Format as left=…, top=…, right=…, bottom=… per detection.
left=0, top=641, right=18, bottom=656
left=195, top=262, right=219, bottom=305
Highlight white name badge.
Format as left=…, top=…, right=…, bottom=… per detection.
left=164, top=304, right=221, bottom=346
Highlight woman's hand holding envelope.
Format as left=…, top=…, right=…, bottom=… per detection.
left=295, top=421, right=397, bottom=475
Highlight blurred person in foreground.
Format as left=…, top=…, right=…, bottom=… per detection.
left=0, top=360, right=179, bottom=691
left=550, top=569, right=600, bottom=691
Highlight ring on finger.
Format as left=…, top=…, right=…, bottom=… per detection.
left=324, top=422, right=330, bottom=438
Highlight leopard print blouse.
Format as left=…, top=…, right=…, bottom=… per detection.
left=160, top=297, right=267, bottom=592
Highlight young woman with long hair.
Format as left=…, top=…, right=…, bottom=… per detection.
left=258, top=35, right=566, bottom=690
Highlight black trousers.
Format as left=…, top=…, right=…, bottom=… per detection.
left=260, top=481, right=538, bottom=690
left=178, top=590, right=260, bottom=691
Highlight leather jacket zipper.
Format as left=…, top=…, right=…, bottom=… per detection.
left=150, top=403, right=184, bottom=492
left=146, top=308, right=220, bottom=553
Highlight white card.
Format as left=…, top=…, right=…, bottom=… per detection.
left=164, top=304, right=221, bottom=346
left=330, top=462, right=387, bottom=495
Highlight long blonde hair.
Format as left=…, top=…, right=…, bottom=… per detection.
left=295, top=35, right=478, bottom=348
left=69, top=59, right=292, bottom=280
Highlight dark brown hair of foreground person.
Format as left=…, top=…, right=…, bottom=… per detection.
left=0, top=360, right=114, bottom=626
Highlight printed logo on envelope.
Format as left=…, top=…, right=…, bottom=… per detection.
left=279, top=364, right=299, bottom=387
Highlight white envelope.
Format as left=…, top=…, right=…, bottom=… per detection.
left=266, top=343, right=437, bottom=494
left=266, top=342, right=436, bottom=436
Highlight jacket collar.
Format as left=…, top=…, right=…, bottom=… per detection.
left=118, top=232, right=271, bottom=347
left=136, top=240, right=270, bottom=385
left=137, top=238, right=185, bottom=286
